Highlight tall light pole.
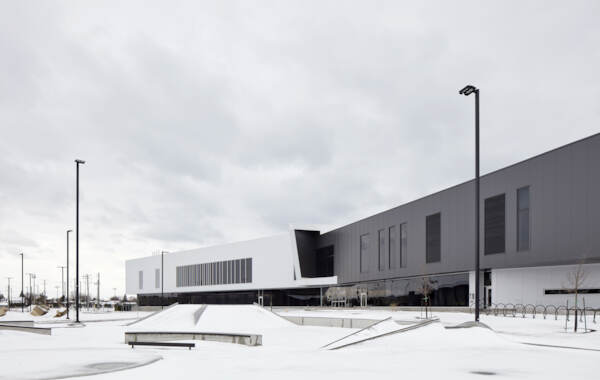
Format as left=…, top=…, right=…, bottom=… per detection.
left=20, top=253, right=24, bottom=312
left=161, top=251, right=168, bottom=309
left=459, top=84, right=481, bottom=322
left=75, top=159, right=85, bottom=323
left=66, top=229, right=72, bottom=319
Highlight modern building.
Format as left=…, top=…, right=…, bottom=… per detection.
left=126, top=133, right=600, bottom=308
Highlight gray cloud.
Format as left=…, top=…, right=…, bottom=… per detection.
left=1, top=0, right=599, bottom=298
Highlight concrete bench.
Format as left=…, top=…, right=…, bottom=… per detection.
left=125, top=331, right=262, bottom=346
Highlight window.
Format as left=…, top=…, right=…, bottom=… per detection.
left=378, top=229, right=386, bottom=271
left=517, top=186, right=530, bottom=251
left=176, top=258, right=253, bottom=287
left=138, top=271, right=143, bottom=289
left=400, top=223, right=407, bottom=267
left=545, top=288, right=600, bottom=295
left=155, top=269, right=160, bottom=288
left=360, top=233, right=369, bottom=273
left=426, top=213, right=441, bottom=263
left=246, top=258, right=252, bottom=282
left=485, top=194, right=505, bottom=254
left=388, top=226, right=396, bottom=269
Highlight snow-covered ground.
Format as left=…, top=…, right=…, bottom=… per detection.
left=1, top=306, right=599, bottom=380
left=0, top=308, right=153, bottom=323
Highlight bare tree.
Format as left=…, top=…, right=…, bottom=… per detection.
left=419, top=277, right=435, bottom=319
left=564, top=262, right=587, bottom=332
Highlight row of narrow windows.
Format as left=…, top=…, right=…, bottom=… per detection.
left=138, top=258, right=253, bottom=289
left=359, top=186, right=531, bottom=272
left=176, top=258, right=252, bottom=287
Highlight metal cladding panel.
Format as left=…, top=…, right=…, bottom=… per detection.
left=319, top=133, right=600, bottom=284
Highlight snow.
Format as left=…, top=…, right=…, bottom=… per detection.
left=1, top=307, right=599, bottom=380
left=0, top=308, right=153, bottom=323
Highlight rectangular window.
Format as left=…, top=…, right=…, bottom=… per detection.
left=155, top=269, right=160, bottom=288
left=400, top=223, right=407, bottom=268
left=378, top=229, right=386, bottom=271
left=485, top=194, right=506, bottom=254
left=545, top=288, right=600, bottom=295
left=236, top=260, right=241, bottom=283
left=388, top=226, right=396, bottom=269
left=360, top=233, right=370, bottom=273
left=517, top=186, right=530, bottom=251
left=240, top=258, right=246, bottom=283
left=227, top=261, right=231, bottom=284
left=246, top=258, right=252, bottom=283
left=426, top=213, right=441, bottom=263
left=139, top=271, right=143, bottom=289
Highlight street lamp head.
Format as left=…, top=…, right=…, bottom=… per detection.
left=67, top=229, right=73, bottom=233
left=75, top=159, right=86, bottom=164
left=459, top=85, right=478, bottom=96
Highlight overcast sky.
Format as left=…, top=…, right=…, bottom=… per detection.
left=1, top=1, right=599, bottom=299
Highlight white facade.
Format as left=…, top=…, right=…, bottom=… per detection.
left=126, top=230, right=337, bottom=295
left=492, top=263, right=600, bottom=308
left=468, top=263, right=600, bottom=309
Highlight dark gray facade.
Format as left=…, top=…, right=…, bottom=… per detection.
left=317, top=133, right=600, bottom=285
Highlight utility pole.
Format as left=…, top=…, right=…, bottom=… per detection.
left=6, top=277, right=12, bottom=309
left=57, top=266, right=65, bottom=300
left=20, top=253, right=24, bottom=312
left=27, top=273, right=34, bottom=309
left=33, top=274, right=36, bottom=305
left=66, top=229, right=72, bottom=319
left=82, top=274, right=89, bottom=311
left=96, top=273, right=100, bottom=309
left=43, top=279, right=46, bottom=297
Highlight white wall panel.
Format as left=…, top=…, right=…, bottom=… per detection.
left=492, top=263, right=600, bottom=308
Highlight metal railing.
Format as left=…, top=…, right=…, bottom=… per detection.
left=471, top=302, right=598, bottom=323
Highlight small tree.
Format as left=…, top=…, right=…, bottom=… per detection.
left=419, top=277, right=435, bottom=319
left=564, top=262, right=587, bottom=332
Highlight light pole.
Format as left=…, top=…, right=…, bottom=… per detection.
left=459, top=84, right=481, bottom=322
left=75, top=159, right=85, bottom=323
left=20, top=253, right=24, bottom=312
left=66, top=229, right=72, bottom=318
